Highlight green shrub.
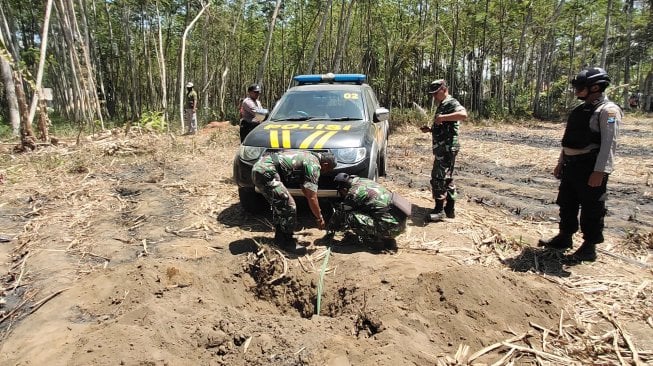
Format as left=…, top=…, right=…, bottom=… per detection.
left=138, top=111, right=166, bottom=132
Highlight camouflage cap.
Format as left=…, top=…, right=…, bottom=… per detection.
left=427, top=79, right=447, bottom=94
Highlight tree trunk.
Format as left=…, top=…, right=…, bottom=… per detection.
left=255, top=0, right=282, bottom=84
left=14, top=71, right=35, bottom=150
left=155, top=1, right=168, bottom=126
left=509, top=3, right=531, bottom=113
left=27, top=0, right=53, bottom=138
left=306, top=0, right=333, bottom=74
left=179, top=2, right=210, bottom=130
left=332, top=0, right=355, bottom=73
left=622, top=0, right=634, bottom=108
left=600, top=0, right=612, bottom=68
left=0, top=56, right=20, bottom=135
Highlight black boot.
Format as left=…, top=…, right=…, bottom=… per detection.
left=566, top=242, right=597, bottom=263
left=444, top=187, right=456, bottom=219
left=275, top=229, right=295, bottom=247
left=429, top=199, right=445, bottom=222
left=444, top=199, right=455, bottom=219
left=538, top=233, right=573, bottom=249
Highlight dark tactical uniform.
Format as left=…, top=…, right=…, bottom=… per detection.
left=431, top=95, right=464, bottom=205
left=557, top=96, right=621, bottom=246
left=184, top=88, right=198, bottom=134
left=330, top=177, right=407, bottom=245
left=251, top=151, right=322, bottom=237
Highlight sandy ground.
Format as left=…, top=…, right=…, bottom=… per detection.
left=0, top=116, right=651, bottom=365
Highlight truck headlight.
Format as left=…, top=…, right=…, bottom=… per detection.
left=239, top=146, right=266, bottom=161
left=333, top=147, right=366, bottom=164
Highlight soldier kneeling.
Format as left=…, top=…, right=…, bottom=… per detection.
left=327, top=173, right=410, bottom=250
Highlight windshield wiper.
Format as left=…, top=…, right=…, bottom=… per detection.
left=329, top=117, right=363, bottom=121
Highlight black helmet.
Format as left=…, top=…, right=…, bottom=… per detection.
left=334, top=172, right=352, bottom=189
left=247, top=84, right=261, bottom=93
left=427, top=79, right=447, bottom=94
left=571, top=67, right=610, bottom=89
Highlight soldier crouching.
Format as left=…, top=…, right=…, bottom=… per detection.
left=327, top=173, right=410, bottom=250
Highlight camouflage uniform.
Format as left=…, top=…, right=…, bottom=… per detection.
left=330, top=177, right=407, bottom=243
left=184, top=89, right=198, bottom=134
left=431, top=95, right=464, bottom=203
left=251, top=151, right=322, bottom=236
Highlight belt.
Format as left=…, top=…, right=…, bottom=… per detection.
left=563, top=150, right=598, bottom=163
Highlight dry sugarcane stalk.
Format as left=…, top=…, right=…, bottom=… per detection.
left=489, top=347, right=516, bottom=366
left=613, top=331, right=628, bottom=366
left=266, top=249, right=288, bottom=285
left=596, top=248, right=652, bottom=269
left=529, top=322, right=557, bottom=336
left=12, top=252, right=29, bottom=292
left=609, top=316, right=645, bottom=366
left=502, top=342, right=578, bottom=364
left=453, top=343, right=470, bottom=364
left=467, top=332, right=529, bottom=362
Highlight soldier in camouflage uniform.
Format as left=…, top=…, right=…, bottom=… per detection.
left=328, top=173, right=407, bottom=249
left=184, top=82, right=198, bottom=135
left=251, top=150, right=336, bottom=251
left=421, top=79, right=467, bottom=222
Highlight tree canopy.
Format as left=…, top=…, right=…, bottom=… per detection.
left=1, top=0, right=652, bottom=136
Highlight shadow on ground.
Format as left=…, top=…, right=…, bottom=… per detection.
left=502, top=246, right=571, bottom=277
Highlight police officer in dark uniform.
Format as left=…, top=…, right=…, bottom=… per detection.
left=539, top=67, right=621, bottom=263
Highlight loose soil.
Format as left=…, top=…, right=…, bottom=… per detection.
left=0, top=116, right=651, bottom=365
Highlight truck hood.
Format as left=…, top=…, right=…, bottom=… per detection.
left=242, top=120, right=368, bottom=149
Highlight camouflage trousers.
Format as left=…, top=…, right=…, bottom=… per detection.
left=337, top=209, right=406, bottom=242
left=252, top=171, right=296, bottom=235
left=184, top=109, right=197, bottom=133
left=430, top=145, right=458, bottom=202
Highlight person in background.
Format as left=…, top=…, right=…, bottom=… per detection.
left=420, top=79, right=467, bottom=222
left=251, top=150, right=336, bottom=253
left=184, top=82, right=198, bottom=135
left=628, top=91, right=640, bottom=110
left=538, top=67, right=621, bottom=263
left=239, top=84, right=264, bottom=142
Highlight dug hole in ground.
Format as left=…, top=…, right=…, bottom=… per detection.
left=0, top=116, right=651, bottom=365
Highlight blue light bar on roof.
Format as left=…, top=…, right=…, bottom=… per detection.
left=294, top=73, right=367, bottom=85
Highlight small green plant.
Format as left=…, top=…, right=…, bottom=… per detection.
left=138, top=111, right=166, bottom=132
left=0, top=123, right=14, bottom=139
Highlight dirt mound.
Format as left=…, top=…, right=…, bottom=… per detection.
left=1, top=118, right=652, bottom=365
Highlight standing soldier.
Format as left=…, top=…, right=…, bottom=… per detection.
left=184, top=82, right=198, bottom=134
left=251, top=150, right=336, bottom=252
left=539, top=67, right=621, bottom=263
left=328, top=173, right=409, bottom=250
left=420, top=79, right=468, bottom=222
left=239, top=84, right=264, bottom=142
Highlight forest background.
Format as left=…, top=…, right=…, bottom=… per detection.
left=1, top=0, right=652, bottom=141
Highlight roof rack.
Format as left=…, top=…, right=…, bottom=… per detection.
left=293, top=73, right=367, bottom=85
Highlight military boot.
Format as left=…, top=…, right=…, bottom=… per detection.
left=538, top=233, right=573, bottom=249
left=429, top=199, right=445, bottom=222
left=274, top=226, right=294, bottom=247
left=566, top=242, right=597, bottom=263
left=444, top=199, right=455, bottom=219
left=444, top=188, right=456, bottom=219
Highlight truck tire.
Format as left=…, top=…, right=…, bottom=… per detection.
left=378, top=139, right=388, bottom=176
left=238, top=187, right=269, bottom=214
